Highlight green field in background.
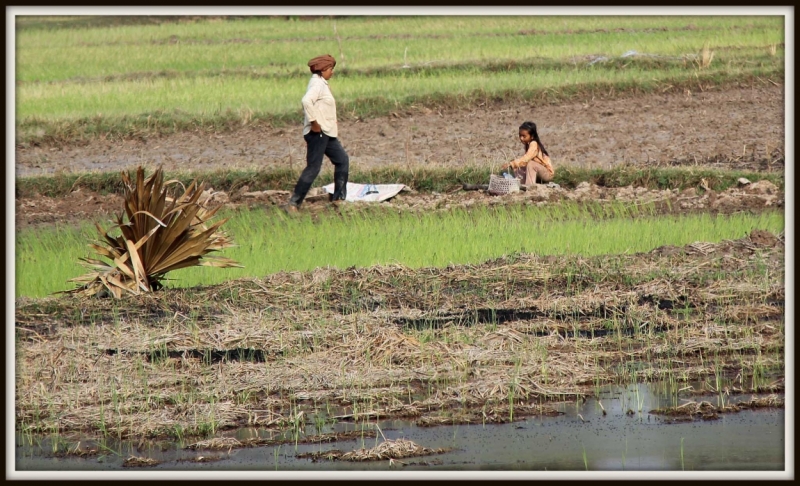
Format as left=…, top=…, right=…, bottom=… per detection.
left=14, top=15, right=784, bottom=143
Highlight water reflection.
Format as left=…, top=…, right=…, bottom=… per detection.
left=15, top=379, right=785, bottom=471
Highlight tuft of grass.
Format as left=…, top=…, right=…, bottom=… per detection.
left=696, top=44, right=715, bottom=69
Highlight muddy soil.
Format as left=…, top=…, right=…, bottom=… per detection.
left=14, top=177, right=784, bottom=231
left=15, top=393, right=786, bottom=471
left=16, top=84, right=784, bottom=179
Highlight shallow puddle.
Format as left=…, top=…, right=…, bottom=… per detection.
left=15, top=380, right=785, bottom=472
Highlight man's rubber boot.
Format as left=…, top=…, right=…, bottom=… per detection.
left=330, top=175, right=348, bottom=204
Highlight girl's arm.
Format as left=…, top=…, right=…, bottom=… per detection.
left=508, top=143, right=540, bottom=169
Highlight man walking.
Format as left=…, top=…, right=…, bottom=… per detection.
left=285, top=54, right=349, bottom=212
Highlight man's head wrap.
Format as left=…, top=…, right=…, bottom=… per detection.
left=308, top=54, right=336, bottom=73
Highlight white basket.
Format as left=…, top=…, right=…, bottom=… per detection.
left=488, top=174, right=520, bottom=195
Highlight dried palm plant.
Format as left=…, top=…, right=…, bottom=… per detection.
left=65, top=166, right=242, bottom=298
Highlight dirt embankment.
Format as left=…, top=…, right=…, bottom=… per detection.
left=16, top=84, right=784, bottom=178
left=14, top=177, right=784, bottom=231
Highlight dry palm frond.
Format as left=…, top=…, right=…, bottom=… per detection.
left=64, top=166, right=242, bottom=298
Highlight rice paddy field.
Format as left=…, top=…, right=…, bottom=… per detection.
left=12, top=13, right=788, bottom=474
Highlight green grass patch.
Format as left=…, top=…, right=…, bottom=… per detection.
left=16, top=202, right=783, bottom=298
left=16, top=20, right=782, bottom=82
left=18, top=55, right=783, bottom=120
left=16, top=15, right=783, bottom=46
left=14, top=15, right=221, bottom=32
left=15, top=165, right=785, bottom=199
left=13, top=15, right=784, bottom=145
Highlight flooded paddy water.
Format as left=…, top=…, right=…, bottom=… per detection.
left=15, top=378, right=785, bottom=472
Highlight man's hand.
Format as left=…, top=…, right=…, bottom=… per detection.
left=310, top=120, right=322, bottom=133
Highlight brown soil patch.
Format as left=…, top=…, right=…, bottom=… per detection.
left=15, top=189, right=125, bottom=229
left=649, top=395, right=783, bottom=422
left=15, top=84, right=784, bottom=179
left=122, top=455, right=161, bottom=467
left=185, top=430, right=378, bottom=451
left=749, top=228, right=781, bottom=246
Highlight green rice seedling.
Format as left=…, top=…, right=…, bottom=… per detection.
left=111, top=387, right=123, bottom=440
left=96, top=440, right=122, bottom=459
left=582, top=444, right=589, bottom=471
left=635, top=385, right=644, bottom=413
left=752, top=358, right=768, bottom=391
left=172, top=424, right=184, bottom=443
left=97, top=398, right=107, bottom=437
left=713, top=360, right=726, bottom=407
left=15, top=221, right=96, bottom=297
left=18, top=206, right=783, bottom=298
left=236, top=390, right=254, bottom=407
left=593, top=368, right=602, bottom=397
left=289, top=408, right=304, bottom=449
left=621, top=439, right=627, bottom=470
left=49, top=427, right=63, bottom=454
left=508, top=379, right=516, bottom=422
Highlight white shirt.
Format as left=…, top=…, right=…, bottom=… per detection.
left=301, top=74, right=338, bottom=138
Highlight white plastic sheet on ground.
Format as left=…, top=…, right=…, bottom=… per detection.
left=322, top=182, right=407, bottom=202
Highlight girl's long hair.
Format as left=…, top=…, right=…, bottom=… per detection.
left=519, top=121, right=549, bottom=157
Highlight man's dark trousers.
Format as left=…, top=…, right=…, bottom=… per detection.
left=289, top=131, right=349, bottom=206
